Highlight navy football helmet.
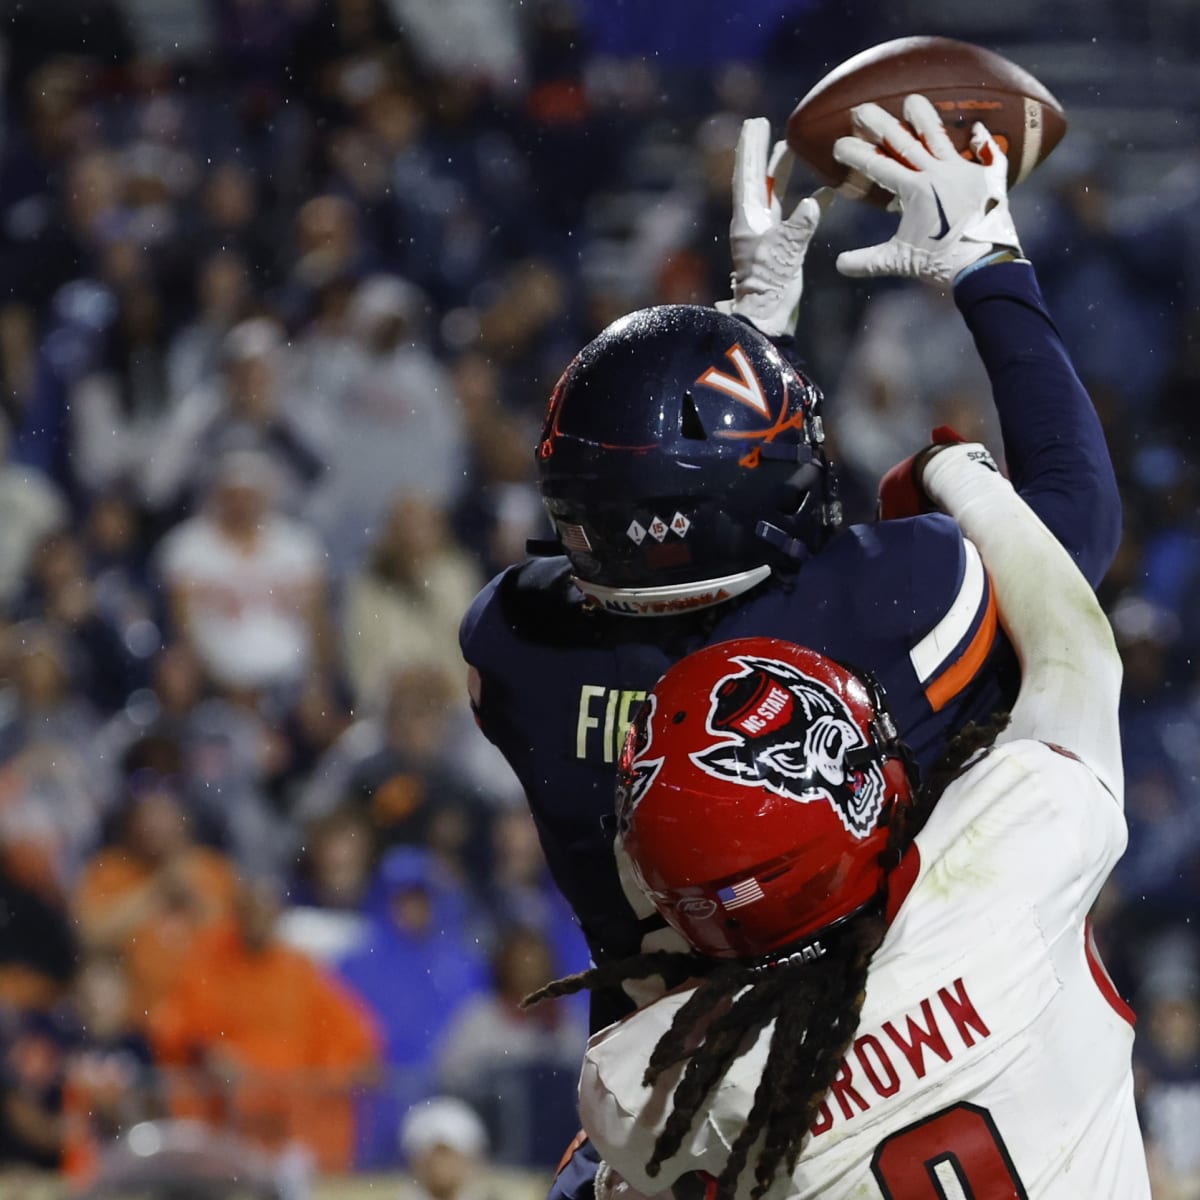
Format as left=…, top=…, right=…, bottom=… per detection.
left=534, top=305, right=840, bottom=616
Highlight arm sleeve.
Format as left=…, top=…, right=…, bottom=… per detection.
left=921, top=444, right=1123, bottom=801
left=954, top=261, right=1120, bottom=587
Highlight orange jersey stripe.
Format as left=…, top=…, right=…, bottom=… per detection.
left=924, top=582, right=999, bottom=712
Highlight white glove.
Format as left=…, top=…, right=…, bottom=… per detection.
left=718, top=117, right=830, bottom=338
left=833, top=94, right=1023, bottom=286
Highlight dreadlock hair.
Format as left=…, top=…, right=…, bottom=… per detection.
left=523, top=710, right=1011, bottom=1200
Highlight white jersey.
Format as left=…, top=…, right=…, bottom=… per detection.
left=158, top=513, right=325, bottom=689
left=581, top=739, right=1151, bottom=1199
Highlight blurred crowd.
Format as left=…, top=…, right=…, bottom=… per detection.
left=0, top=0, right=1196, bottom=1195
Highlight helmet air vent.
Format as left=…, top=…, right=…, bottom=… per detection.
left=679, top=391, right=707, bottom=441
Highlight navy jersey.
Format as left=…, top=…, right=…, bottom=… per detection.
left=461, top=263, right=1120, bottom=1029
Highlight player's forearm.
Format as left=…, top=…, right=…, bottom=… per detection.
left=922, top=444, right=1123, bottom=799
left=955, top=261, right=1120, bottom=587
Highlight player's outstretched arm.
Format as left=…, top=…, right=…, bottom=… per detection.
left=718, top=117, right=831, bottom=338
left=920, top=442, right=1123, bottom=801
left=835, top=93, right=1120, bottom=586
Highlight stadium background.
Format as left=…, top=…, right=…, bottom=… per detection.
left=0, top=0, right=1196, bottom=1195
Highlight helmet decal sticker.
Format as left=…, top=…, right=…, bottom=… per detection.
left=691, top=654, right=887, bottom=838
left=627, top=514, right=691, bottom=546
left=695, top=352, right=810, bottom=473
left=557, top=522, right=592, bottom=552
left=717, top=877, right=765, bottom=910
left=695, top=343, right=771, bottom=418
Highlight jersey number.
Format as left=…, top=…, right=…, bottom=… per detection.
left=870, top=1102, right=1028, bottom=1199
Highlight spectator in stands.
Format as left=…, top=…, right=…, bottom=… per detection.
left=280, top=193, right=375, bottom=327
left=0, top=62, right=108, bottom=335
left=0, top=1007, right=71, bottom=1170
left=165, top=248, right=255, bottom=406
left=474, top=257, right=576, bottom=414
left=437, top=926, right=587, bottom=1168
left=18, top=529, right=145, bottom=712
left=829, top=283, right=998, bottom=505
left=0, top=620, right=108, bottom=894
left=335, top=846, right=489, bottom=1165
left=289, top=807, right=377, bottom=913
left=72, top=773, right=239, bottom=1024
left=0, top=418, right=67, bottom=613
left=303, top=274, right=468, bottom=575
left=1025, top=155, right=1184, bottom=415
left=451, top=350, right=544, bottom=579
left=399, top=1096, right=493, bottom=1200
left=1133, top=934, right=1200, bottom=1196
left=1109, top=596, right=1200, bottom=931
left=60, top=953, right=161, bottom=1182
left=0, top=860, right=76, bottom=1014
left=481, top=809, right=589, bottom=982
left=142, top=318, right=323, bottom=515
left=278, top=808, right=376, bottom=970
left=156, top=448, right=333, bottom=700
left=341, top=495, right=481, bottom=709
left=150, top=875, right=381, bottom=1173
left=82, top=488, right=157, bottom=651
left=101, top=647, right=297, bottom=877
left=196, top=163, right=277, bottom=286
left=298, top=664, right=495, bottom=877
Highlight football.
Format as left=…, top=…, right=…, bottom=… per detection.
left=786, top=36, right=1067, bottom=206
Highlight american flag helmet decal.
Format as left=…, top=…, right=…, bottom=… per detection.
left=717, top=877, right=765, bottom=910
left=558, top=522, right=592, bottom=553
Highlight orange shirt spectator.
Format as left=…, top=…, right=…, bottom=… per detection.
left=150, top=878, right=381, bottom=1173
left=73, top=782, right=239, bottom=1021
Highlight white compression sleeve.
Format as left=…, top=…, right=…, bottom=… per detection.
left=921, top=445, right=1124, bottom=802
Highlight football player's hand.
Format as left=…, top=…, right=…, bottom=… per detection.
left=719, top=117, right=832, bottom=338
left=833, top=94, right=1023, bottom=286
left=877, top=425, right=968, bottom=520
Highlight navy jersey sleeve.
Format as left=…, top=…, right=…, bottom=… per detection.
left=954, top=261, right=1120, bottom=586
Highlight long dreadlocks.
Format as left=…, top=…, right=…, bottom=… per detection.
left=523, top=712, right=1010, bottom=1200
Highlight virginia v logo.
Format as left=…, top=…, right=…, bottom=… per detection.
left=695, top=344, right=770, bottom=418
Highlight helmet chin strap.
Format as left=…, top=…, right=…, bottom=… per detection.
left=574, top=565, right=772, bottom=617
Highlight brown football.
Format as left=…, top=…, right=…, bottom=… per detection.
left=786, top=36, right=1067, bottom=207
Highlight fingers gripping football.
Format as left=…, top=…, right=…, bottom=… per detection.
left=833, top=94, right=1023, bottom=285
left=723, top=117, right=830, bottom=337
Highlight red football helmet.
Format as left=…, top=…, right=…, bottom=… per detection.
left=617, top=637, right=916, bottom=960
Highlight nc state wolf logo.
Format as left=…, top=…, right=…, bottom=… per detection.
left=691, top=655, right=887, bottom=838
